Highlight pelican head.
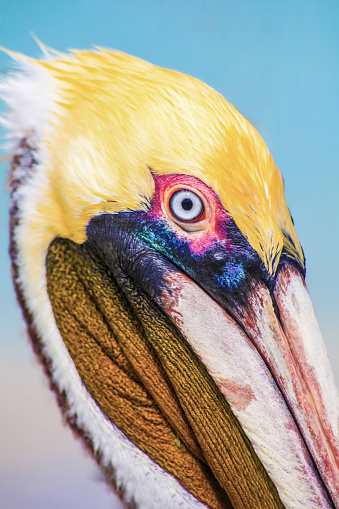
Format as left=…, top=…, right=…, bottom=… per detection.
left=2, top=47, right=339, bottom=509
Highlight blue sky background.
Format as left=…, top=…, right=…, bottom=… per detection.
left=0, top=1, right=338, bottom=508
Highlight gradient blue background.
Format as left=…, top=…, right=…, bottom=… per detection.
left=0, top=1, right=338, bottom=508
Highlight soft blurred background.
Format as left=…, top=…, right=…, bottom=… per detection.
left=0, top=1, right=338, bottom=508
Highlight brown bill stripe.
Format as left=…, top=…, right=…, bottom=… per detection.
left=46, top=237, right=284, bottom=509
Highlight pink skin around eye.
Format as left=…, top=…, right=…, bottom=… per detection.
left=149, top=173, right=233, bottom=255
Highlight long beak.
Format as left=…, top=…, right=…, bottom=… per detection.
left=86, top=213, right=339, bottom=509
left=264, top=266, right=339, bottom=504
left=159, top=264, right=339, bottom=508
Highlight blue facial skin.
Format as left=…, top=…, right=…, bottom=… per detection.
left=86, top=207, right=304, bottom=324
left=216, top=263, right=246, bottom=291
left=115, top=210, right=270, bottom=316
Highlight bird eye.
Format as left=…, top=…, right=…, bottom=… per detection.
left=169, top=189, right=204, bottom=222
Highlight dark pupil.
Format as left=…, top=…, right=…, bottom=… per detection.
left=182, top=198, right=193, bottom=211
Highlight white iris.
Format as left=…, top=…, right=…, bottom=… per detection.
left=169, top=189, right=203, bottom=221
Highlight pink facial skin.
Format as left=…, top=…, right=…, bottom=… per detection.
left=149, top=173, right=234, bottom=256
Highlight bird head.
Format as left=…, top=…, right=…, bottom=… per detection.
left=2, top=47, right=339, bottom=509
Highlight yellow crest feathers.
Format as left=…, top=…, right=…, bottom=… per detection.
left=3, top=47, right=304, bottom=273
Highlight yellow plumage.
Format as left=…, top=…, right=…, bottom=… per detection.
left=5, top=47, right=303, bottom=274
